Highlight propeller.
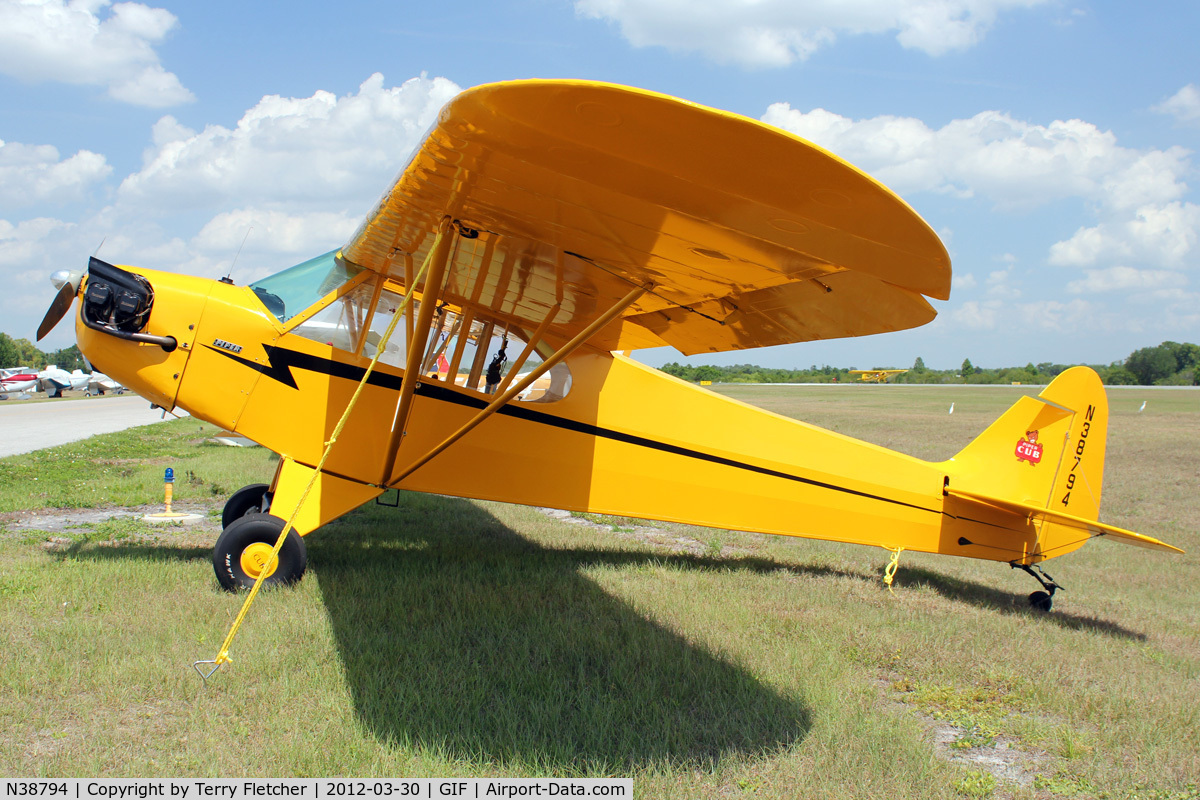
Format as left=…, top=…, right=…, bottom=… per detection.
left=36, top=269, right=84, bottom=341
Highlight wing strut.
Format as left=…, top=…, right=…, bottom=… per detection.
left=387, top=282, right=650, bottom=488
left=382, top=217, right=456, bottom=485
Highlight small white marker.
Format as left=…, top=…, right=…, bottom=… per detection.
left=1138, top=400, right=1147, bottom=412
left=948, top=402, right=955, bottom=415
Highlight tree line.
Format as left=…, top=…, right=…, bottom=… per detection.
left=7, top=329, right=1196, bottom=387
left=659, top=341, right=1200, bottom=387
left=0, top=333, right=88, bottom=371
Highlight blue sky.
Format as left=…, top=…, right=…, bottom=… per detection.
left=2, top=0, right=1198, bottom=370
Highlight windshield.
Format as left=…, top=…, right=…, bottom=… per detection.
left=249, top=250, right=363, bottom=323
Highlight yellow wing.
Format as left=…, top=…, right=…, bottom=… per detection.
left=342, top=80, right=951, bottom=355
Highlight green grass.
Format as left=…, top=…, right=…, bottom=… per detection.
left=0, top=418, right=278, bottom=511
left=0, top=385, right=1198, bottom=798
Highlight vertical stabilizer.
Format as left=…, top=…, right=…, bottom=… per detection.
left=942, top=367, right=1109, bottom=523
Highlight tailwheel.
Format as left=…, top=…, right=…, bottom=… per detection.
left=222, top=483, right=270, bottom=529
left=212, top=513, right=307, bottom=592
left=1012, top=562, right=1063, bottom=612
left=1028, top=590, right=1053, bottom=612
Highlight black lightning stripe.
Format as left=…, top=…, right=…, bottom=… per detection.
left=204, top=343, right=939, bottom=515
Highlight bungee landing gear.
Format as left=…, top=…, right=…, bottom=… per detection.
left=221, top=482, right=271, bottom=529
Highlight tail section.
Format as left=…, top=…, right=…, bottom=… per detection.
left=941, top=367, right=1180, bottom=562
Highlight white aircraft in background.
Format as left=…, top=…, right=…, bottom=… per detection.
left=32, top=365, right=90, bottom=398
left=0, top=367, right=39, bottom=395
left=86, top=372, right=124, bottom=396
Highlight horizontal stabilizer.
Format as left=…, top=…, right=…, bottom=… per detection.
left=946, top=488, right=1183, bottom=554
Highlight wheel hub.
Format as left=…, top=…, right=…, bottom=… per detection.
left=240, top=542, right=279, bottom=579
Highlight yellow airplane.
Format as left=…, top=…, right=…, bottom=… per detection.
left=37, top=80, right=1180, bottom=615
left=850, top=369, right=908, bottom=383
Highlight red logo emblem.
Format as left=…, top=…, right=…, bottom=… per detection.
left=1015, top=430, right=1043, bottom=465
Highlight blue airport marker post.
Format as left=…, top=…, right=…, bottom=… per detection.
left=164, top=468, right=174, bottom=515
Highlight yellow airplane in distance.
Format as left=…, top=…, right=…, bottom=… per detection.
left=850, top=369, right=908, bottom=383
left=37, top=80, right=1181, bottom=622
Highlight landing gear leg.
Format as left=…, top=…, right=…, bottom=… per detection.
left=222, top=483, right=271, bottom=529
left=1012, top=563, right=1063, bottom=612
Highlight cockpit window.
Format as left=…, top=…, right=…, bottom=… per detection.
left=249, top=250, right=363, bottom=324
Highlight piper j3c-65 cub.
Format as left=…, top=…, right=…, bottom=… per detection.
left=38, top=80, right=1181, bottom=615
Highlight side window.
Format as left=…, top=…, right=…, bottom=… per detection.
left=361, top=288, right=412, bottom=368
left=356, top=290, right=572, bottom=402
left=291, top=281, right=375, bottom=353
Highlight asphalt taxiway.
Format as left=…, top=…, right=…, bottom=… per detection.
left=0, top=395, right=176, bottom=458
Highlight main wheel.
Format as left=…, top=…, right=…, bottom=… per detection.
left=222, top=483, right=270, bottom=529
left=212, top=513, right=307, bottom=592
left=1029, top=590, right=1053, bottom=612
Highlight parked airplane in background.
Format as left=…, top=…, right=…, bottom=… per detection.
left=0, top=367, right=38, bottom=395
left=850, top=369, right=908, bottom=383
left=0, top=365, right=91, bottom=398
left=37, top=365, right=90, bottom=398
left=86, top=372, right=124, bottom=396
left=36, top=81, right=1180, bottom=630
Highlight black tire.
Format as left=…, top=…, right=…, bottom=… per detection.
left=1029, top=590, right=1053, bottom=612
left=212, top=513, right=307, bottom=592
left=222, top=483, right=270, bottom=529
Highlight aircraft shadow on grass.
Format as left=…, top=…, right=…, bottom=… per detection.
left=62, top=493, right=1145, bottom=767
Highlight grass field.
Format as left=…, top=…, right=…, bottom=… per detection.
left=0, top=384, right=1197, bottom=798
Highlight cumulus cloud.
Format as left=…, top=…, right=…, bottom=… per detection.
left=1048, top=202, right=1200, bottom=269
left=0, top=139, right=112, bottom=209
left=575, top=0, right=1049, bottom=67
left=762, top=104, right=1190, bottom=211
left=763, top=102, right=1200, bottom=281
left=119, top=73, right=460, bottom=213
left=1154, top=84, right=1200, bottom=125
left=0, top=0, right=193, bottom=107
left=194, top=209, right=362, bottom=259
left=1066, top=266, right=1188, bottom=294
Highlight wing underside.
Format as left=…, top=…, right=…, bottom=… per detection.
left=341, top=80, right=951, bottom=355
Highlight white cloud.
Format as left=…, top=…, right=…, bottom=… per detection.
left=763, top=102, right=1200, bottom=279
left=1066, top=266, right=1188, bottom=294
left=1154, top=84, right=1200, bottom=125
left=1048, top=202, right=1200, bottom=269
left=575, top=0, right=1049, bottom=67
left=948, top=299, right=1001, bottom=330
left=193, top=208, right=361, bottom=264
left=0, top=139, right=112, bottom=209
left=952, top=272, right=977, bottom=290
left=0, top=0, right=193, bottom=107
left=119, top=74, right=460, bottom=213
left=762, top=104, right=1189, bottom=211
left=1014, top=298, right=1097, bottom=332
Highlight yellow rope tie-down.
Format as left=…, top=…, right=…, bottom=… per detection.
left=882, top=547, right=904, bottom=594
left=193, top=225, right=446, bottom=682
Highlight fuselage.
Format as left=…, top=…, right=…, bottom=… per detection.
left=74, top=258, right=1092, bottom=568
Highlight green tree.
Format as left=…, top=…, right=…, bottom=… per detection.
left=0, top=332, right=19, bottom=368
left=912, top=356, right=926, bottom=372
left=47, top=345, right=86, bottom=371
left=1126, top=345, right=1177, bottom=385
left=1102, top=366, right=1138, bottom=385
left=961, top=358, right=974, bottom=377
left=9, top=338, right=44, bottom=368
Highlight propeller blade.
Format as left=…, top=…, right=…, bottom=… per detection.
left=37, top=282, right=78, bottom=341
